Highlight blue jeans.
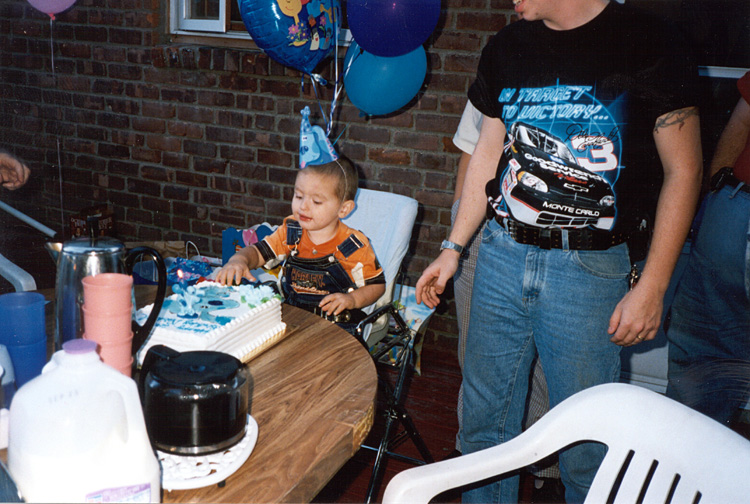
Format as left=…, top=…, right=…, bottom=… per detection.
left=666, top=184, right=750, bottom=426
left=462, top=218, right=627, bottom=503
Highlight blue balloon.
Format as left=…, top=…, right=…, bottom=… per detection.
left=238, top=0, right=341, bottom=75
left=343, top=41, right=427, bottom=117
left=347, top=0, right=440, bottom=57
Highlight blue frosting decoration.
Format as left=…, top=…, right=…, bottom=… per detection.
left=299, top=106, right=338, bottom=169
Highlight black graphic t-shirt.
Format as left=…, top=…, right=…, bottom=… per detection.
left=468, top=2, right=698, bottom=233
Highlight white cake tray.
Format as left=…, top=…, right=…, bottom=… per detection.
left=158, top=415, right=258, bottom=491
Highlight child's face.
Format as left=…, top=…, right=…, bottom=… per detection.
left=292, top=170, right=352, bottom=239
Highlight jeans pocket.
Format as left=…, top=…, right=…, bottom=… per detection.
left=481, top=218, right=506, bottom=244
left=572, top=244, right=630, bottom=279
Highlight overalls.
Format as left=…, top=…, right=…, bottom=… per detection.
left=279, top=220, right=367, bottom=336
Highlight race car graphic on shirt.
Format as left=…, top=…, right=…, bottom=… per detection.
left=492, top=122, right=616, bottom=230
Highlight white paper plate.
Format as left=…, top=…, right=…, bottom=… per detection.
left=158, top=415, right=258, bottom=491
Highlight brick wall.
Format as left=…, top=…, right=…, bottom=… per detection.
left=0, top=0, right=518, bottom=348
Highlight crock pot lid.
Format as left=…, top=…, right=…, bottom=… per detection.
left=152, top=351, right=241, bottom=386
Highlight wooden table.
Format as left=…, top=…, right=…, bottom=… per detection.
left=38, top=287, right=378, bottom=503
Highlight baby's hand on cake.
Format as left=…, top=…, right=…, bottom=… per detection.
left=319, top=293, right=355, bottom=316
left=215, top=261, right=256, bottom=286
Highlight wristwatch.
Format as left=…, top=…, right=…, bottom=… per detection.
left=440, top=240, right=464, bottom=255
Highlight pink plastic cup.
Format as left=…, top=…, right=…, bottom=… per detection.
left=81, top=305, right=132, bottom=342
left=81, top=273, right=134, bottom=314
left=86, top=332, right=133, bottom=370
left=112, top=357, right=134, bottom=377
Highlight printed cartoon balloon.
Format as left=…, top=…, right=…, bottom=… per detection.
left=347, top=0, right=440, bottom=57
left=299, top=106, right=338, bottom=168
left=27, top=0, right=77, bottom=16
left=344, top=41, right=427, bottom=116
left=238, top=0, right=341, bottom=75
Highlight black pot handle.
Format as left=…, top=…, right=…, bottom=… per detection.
left=138, top=344, right=179, bottom=401
left=125, top=246, right=167, bottom=358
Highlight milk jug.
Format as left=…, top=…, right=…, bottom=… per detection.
left=7, top=339, right=161, bottom=503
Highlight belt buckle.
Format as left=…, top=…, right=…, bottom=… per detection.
left=710, top=167, right=732, bottom=191
left=538, top=228, right=552, bottom=250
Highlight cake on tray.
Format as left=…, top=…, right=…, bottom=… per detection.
left=136, top=281, right=287, bottom=364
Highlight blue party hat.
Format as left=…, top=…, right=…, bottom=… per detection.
left=299, top=106, right=338, bottom=169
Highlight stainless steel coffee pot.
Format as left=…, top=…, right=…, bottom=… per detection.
left=45, top=237, right=167, bottom=355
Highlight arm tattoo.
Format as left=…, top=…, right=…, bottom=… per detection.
left=654, top=106, right=699, bottom=133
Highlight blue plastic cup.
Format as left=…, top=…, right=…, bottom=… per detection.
left=0, top=292, right=46, bottom=346
left=5, top=339, right=45, bottom=388
left=0, top=292, right=47, bottom=388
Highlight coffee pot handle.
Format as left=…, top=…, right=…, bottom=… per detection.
left=125, top=247, right=167, bottom=357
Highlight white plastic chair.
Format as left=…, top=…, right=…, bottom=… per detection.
left=342, top=188, right=418, bottom=346
left=0, top=253, right=36, bottom=292
left=0, top=200, right=54, bottom=292
left=383, top=382, right=750, bottom=504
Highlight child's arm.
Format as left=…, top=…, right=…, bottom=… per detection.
left=318, top=283, right=386, bottom=316
left=215, top=245, right=265, bottom=285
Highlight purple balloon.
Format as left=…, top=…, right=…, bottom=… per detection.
left=27, top=0, right=76, bottom=15
left=347, top=0, right=440, bottom=57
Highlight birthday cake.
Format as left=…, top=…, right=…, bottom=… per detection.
left=136, top=281, right=287, bottom=364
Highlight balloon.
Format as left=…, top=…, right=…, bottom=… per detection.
left=27, top=0, right=76, bottom=16
left=238, top=0, right=341, bottom=75
left=347, top=0, right=440, bottom=57
left=343, top=41, right=427, bottom=117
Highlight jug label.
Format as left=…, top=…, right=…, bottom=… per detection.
left=85, top=483, right=152, bottom=503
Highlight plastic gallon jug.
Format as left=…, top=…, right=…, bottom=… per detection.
left=7, top=339, right=161, bottom=503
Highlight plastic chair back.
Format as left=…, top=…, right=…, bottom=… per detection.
left=342, top=189, right=418, bottom=344
left=383, top=383, right=750, bottom=504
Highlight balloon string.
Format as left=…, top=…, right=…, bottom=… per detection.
left=49, top=16, right=65, bottom=236
left=327, top=24, right=343, bottom=137
left=307, top=21, right=344, bottom=138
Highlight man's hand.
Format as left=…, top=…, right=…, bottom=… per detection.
left=415, top=250, right=460, bottom=308
left=608, top=280, right=663, bottom=346
left=0, top=153, right=30, bottom=190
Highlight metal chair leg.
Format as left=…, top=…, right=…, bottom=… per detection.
left=362, top=325, right=434, bottom=503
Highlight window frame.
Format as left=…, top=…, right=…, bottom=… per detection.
left=169, top=0, right=238, bottom=37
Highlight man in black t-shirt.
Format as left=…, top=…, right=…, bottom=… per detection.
left=416, top=0, right=702, bottom=502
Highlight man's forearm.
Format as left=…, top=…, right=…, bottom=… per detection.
left=642, top=107, right=703, bottom=293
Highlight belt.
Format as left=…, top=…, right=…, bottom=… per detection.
left=497, top=216, right=630, bottom=251
left=711, top=167, right=750, bottom=194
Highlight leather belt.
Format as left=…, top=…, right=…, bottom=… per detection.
left=711, top=167, right=750, bottom=194
left=497, top=216, right=630, bottom=251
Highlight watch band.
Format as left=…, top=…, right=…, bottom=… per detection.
left=440, top=239, right=464, bottom=255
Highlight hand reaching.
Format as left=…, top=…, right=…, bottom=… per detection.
left=215, top=260, right=256, bottom=286
left=0, top=152, right=30, bottom=190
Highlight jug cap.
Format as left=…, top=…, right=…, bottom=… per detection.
left=63, top=339, right=97, bottom=355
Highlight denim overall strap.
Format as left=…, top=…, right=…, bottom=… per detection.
left=337, top=233, right=365, bottom=258
left=285, top=219, right=302, bottom=249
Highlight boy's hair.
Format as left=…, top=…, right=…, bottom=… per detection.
left=303, top=157, right=358, bottom=202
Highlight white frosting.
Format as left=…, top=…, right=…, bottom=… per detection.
left=136, top=281, right=286, bottom=363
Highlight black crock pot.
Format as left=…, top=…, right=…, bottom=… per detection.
left=140, top=345, right=249, bottom=455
